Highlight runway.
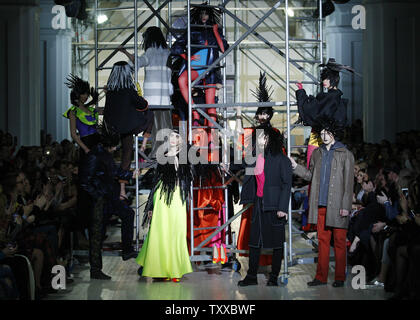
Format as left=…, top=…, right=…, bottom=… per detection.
left=47, top=213, right=390, bottom=300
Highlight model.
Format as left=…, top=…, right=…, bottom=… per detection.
left=103, top=61, right=153, bottom=201
left=136, top=130, right=193, bottom=282
left=120, top=26, right=173, bottom=159
left=296, top=58, right=354, bottom=167
left=289, top=115, right=355, bottom=287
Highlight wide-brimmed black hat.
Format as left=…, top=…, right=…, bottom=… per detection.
left=320, top=58, right=355, bottom=73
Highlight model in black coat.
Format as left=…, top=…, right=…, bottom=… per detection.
left=296, top=88, right=348, bottom=127
left=227, top=127, right=293, bottom=286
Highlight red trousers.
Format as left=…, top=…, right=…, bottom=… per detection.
left=315, top=207, right=347, bottom=282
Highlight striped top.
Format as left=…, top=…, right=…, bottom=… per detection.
left=134, top=47, right=173, bottom=106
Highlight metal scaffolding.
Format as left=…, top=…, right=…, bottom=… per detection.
left=90, top=0, right=325, bottom=283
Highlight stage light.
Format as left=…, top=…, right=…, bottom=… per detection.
left=97, top=14, right=108, bottom=24
left=287, top=8, right=295, bottom=17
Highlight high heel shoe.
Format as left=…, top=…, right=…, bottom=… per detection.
left=172, top=278, right=180, bottom=283
left=212, top=244, right=220, bottom=264
left=220, top=244, right=228, bottom=264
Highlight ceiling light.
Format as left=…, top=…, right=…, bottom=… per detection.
left=287, top=8, right=295, bottom=17
left=97, top=14, right=108, bottom=24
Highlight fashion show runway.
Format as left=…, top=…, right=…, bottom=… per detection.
left=47, top=211, right=390, bottom=300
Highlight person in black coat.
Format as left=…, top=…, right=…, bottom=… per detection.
left=79, top=125, right=140, bottom=280
left=103, top=61, right=153, bottom=201
left=296, top=58, right=354, bottom=167
left=224, top=127, right=293, bottom=286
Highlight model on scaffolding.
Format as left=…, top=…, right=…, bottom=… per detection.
left=296, top=58, right=354, bottom=167
left=103, top=61, right=153, bottom=202
left=289, top=116, right=354, bottom=287
left=120, top=26, right=173, bottom=159
left=171, top=1, right=228, bottom=162
left=136, top=129, right=193, bottom=282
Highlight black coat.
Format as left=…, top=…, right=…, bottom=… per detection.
left=79, top=144, right=133, bottom=200
left=104, top=88, right=152, bottom=135
left=232, top=151, right=293, bottom=249
left=296, top=88, right=348, bottom=127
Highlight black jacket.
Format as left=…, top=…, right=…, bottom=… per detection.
left=296, top=88, right=348, bottom=127
left=79, top=144, right=133, bottom=200
left=232, top=151, right=293, bottom=212
left=104, top=87, right=151, bottom=135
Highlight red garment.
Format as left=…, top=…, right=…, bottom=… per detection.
left=254, top=154, right=265, bottom=197
left=187, top=171, right=225, bottom=254
left=315, top=207, right=347, bottom=282
left=236, top=205, right=273, bottom=266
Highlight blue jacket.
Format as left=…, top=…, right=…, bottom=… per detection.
left=172, top=25, right=229, bottom=84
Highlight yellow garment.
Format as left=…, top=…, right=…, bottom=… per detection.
left=136, top=82, right=143, bottom=97
left=308, top=131, right=323, bottom=147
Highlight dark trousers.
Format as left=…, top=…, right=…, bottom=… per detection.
left=247, top=246, right=284, bottom=280
left=105, top=198, right=135, bottom=253
left=88, top=197, right=104, bottom=273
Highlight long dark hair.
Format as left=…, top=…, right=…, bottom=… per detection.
left=142, top=26, right=168, bottom=50
left=251, top=126, right=284, bottom=157
left=190, top=2, right=221, bottom=25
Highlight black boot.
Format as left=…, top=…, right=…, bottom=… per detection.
left=90, top=271, right=112, bottom=280
left=307, top=279, right=327, bottom=286
left=238, top=275, right=258, bottom=287
left=267, top=276, right=278, bottom=286
left=122, top=250, right=138, bottom=261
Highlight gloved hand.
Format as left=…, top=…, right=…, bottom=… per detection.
left=296, top=82, right=303, bottom=90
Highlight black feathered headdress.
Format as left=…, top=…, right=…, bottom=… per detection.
left=311, top=115, right=345, bottom=140
left=253, top=72, right=274, bottom=122
left=190, top=2, right=221, bottom=25
left=65, top=74, right=92, bottom=106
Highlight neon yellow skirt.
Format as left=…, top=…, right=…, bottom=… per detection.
left=136, top=184, right=193, bottom=279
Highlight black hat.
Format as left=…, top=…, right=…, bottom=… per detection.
left=320, top=58, right=355, bottom=73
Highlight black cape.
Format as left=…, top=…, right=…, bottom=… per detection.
left=296, top=88, right=348, bottom=127
left=104, top=88, right=152, bottom=135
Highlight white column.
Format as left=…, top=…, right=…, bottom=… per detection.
left=40, top=0, right=73, bottom=142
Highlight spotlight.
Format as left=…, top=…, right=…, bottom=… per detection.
left=97, top=14, right=108, bottom=24
left=287, top=8, right=295, bottom=17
